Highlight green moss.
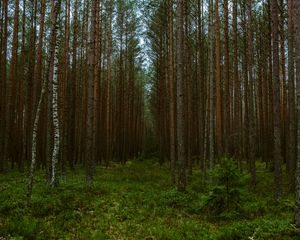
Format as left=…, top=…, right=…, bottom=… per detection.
left=0, top=160, right=297, bottom=239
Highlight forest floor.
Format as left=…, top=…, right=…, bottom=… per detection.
left=0, top=159, right=299, bottom=239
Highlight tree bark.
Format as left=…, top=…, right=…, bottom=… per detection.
left=86, top=0, right=97, bottom=184
left=209, top=0, right=215, bottom=170
left=1, top=0, right=8, bottom=172
left=215, top=0, right=222, bottom=157
left=176, top=0, right=186, bottom=192
left=287, top=0, right=296, bottom=181
left=294, top=0, right=300, bottom=226
left=272, top=0, right=282, bottom=200
left=27, top=0, right=61, bottom=196
left=168, top=0, right=176, bottom=184
left=247, top=0, right=256, bottom=186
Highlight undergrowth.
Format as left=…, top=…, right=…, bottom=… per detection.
left=0, top=159, right=298, bottom=239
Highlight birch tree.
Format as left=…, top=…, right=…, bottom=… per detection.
left=27, top=0, right=61, bottom=197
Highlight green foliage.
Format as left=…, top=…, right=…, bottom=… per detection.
left=161, top=188, right=194, bottom=208
left=30, top=195, right=63, bottom=217
left=4, top=215, right=39, bottom=239
left=0, top=160, right=296, bottom=239
left=217, top=219, right=295, bottom=240
left=202, top=157, right=249, bottom=215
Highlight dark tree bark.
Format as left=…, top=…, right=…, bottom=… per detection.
left=293, top=0, right=300, bottom=228
left=86, top=0, right=98, bottom=185
left=247, top=0, right=256, bottom=186
left=272, top=0, right=282, bottom=200
left=176, top=0, right=186, bottom=192
left=287, top=0, right=296, bottom=182
left=294, top=0, right=300, bottom=226
left=215, top=0, right=222, bottom=157
left=168, top=0, right=176, bottom=184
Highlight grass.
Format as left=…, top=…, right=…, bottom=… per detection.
left=0, top=159, right=299, bottom=239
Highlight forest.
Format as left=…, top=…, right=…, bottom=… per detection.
left=0, top=0, right=300, bottom=239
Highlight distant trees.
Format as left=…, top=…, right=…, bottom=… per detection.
left=0, top=0, right=299, bottom=208
left=146, top=0, right=298, bottom=200
left=0, top=0, right=145, bottom=194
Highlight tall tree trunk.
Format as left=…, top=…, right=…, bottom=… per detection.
left=51, top=14, right=61, bottom=186
left=86, top=0, right=97, bottom=184
left=294, top=0, right=300, bottom=226
left=209, top=0, right=215, bottom=170
left=92, top=0, right=100, bottom=165
left=247, top=0, right=256, bottom=185
left=61, top=0, right=70, bottom=177
left=223, top=0, right=230, bottom=154
left=34, top=0, right=46, bottom=169
left=105, top=0, right=112, bottom=165
left=6, top=0, right=19, bottom=169
left=19, top=0, right=27, bottom=171
left=168, top=0, right=176, bottom=184
left=287, top=0, right=296, bottom=182
left=68, top=0, right=78, bottom=170
left=272, top=0, right=282, bottom=200
left=27, top=0, right=61, bottom=197
left=176, top=0, right=186, bottom=192
left=215, top=0, right=222, bottom=157
left=26, top=0, right=37, bottom=169
left=233, top=0, right=241, bottom=161
left=279, top=0, right=287, bottom=166
left=1, top=0, right=8, bottom=172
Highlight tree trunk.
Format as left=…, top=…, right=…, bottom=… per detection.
left=176, top=0, right=186, bottom=192
left=287, top=0, right=296, bottom=183
left=168, top=0, right=176, bottom=184
left=7, top=0, right=19, bottom=169
left=27, top=0, right=61, bottom=197
left=86, top=0, right=97, bottom=185
left=223, top=0, right=230, bottom=154
left=294, top=0, right=300, bottom=226
left=68, top=0, right=78, bottom=170
left=272, top=0, right=282, bottom=200
left=247, top=0, right=256, bottom=186
left=1, top=0, right=8, bottom=172
left=215, top=0, right=222, bottom=157
left=51, top=15, right=61, bottom=186
left=209, top=0, right=215, bottom=170
left=105, top=0, right=113, bottom=165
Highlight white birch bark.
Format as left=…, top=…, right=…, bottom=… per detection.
left=27, top=0, right=61, bottom=196
left=27, top=70, right=47, bottom=197
left=51, top=36, right=60, bottom=186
